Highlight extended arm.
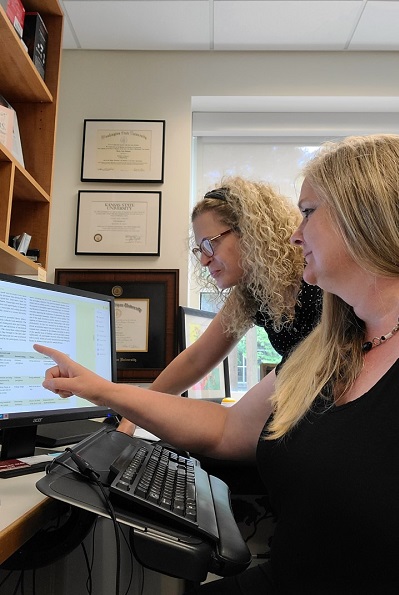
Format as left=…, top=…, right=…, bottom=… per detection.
left=118, top=310, right=239, bottom=434
left=33, top=343, right=274, bottom=461
left=153, top=310, right=238, bottom=394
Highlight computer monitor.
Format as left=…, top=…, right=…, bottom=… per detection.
left=0, top=273, right=117, bottom=461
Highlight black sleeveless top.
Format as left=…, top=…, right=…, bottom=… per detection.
left=257, top=359, right=399, bottom=594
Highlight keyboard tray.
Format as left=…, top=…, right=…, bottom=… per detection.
left=36, top=427, right=251, bottom=580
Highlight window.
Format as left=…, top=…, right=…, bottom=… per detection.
left=190, top=136, right=321, bottom=397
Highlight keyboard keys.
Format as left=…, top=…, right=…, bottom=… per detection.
left=113, top=442, right=198, bottom=523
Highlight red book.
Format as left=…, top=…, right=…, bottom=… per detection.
left=0, top=0, right=25, bottom=38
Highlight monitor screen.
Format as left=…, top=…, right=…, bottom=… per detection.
left=0, top=273, right=117, bottom=461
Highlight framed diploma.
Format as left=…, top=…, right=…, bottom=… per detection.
left=54, top=269, right=179, bottom=381
left=178, top=307, right=230, bottom=403
left=75, top=190, right=161, bottom=255
left=81, top=119, right=165, bottom=183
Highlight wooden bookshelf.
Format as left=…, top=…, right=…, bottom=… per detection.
left=0, top=0, right=63, bottom=274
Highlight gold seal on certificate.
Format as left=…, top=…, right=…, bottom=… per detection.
left=94, top=234, right=102, bottom=242
left=112, top=285, right=123, bottom=297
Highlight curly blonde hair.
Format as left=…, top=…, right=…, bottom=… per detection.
left=268, top=134, right=399, bottom=440
left=191, top=176, right=304, bottom=337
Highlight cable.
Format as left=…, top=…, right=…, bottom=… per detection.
left=129, top=529, right=145, bottom=595
left=81, top=540, right=93, bottom=594
left=85, top=517, right=99, bottom=594
left=244, top=508, right=272, bottom=543
left=0, top=570, right=14, bottom=589
left=11, top=571, right=22, bottom=595
left=119, top=526, right=134, bottom=595
left=47, top=447, right=135, bottom=594
left=63, top=448, right=122, bottom=595
left=64, top=448, right=100, bottom=479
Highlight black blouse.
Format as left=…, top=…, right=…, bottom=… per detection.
left=254, top=281, right=323, bottom=357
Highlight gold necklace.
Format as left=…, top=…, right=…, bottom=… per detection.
left=362, top=317, right=399, bottom=352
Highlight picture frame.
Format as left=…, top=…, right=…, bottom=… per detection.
left=81, top=119, right=165, bottom=183
left=55, top=269, right=179, bottom=382
left=75, top=190, right=161, bottom=256
left=178, top=306, right=230, bottom=403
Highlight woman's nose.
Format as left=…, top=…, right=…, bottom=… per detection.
left=290, top=224, right=304, bottom=246
left=200, top=251, right=212, bottom=266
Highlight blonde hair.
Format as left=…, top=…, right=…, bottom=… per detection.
left=191, top=176, right=304, bottom=337
left=267, top=134, right=399, bottom=440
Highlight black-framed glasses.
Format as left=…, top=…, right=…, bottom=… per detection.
left=192, top=229, right=232, bottom=261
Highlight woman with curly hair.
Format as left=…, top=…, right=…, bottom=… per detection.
left=118, top=177, right=322, bottom=434
left=189, top=177, right=322, bottom=355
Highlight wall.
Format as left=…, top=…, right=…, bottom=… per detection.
left=49, top=50, right=399, bottom=304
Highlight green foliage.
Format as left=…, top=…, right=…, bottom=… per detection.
left=237, top=327, right=282, bottom=366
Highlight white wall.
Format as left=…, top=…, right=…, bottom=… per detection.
left=49, top=50, right=399, bottom=304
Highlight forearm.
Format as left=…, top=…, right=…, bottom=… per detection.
left=151, top=312, right=238, bottom=396
left=118, top=348, right=208, bottom=435
left=150, top=348, right=211, bottom=395
left=106, top=382, right=228, bottom=455
left=117, top=349, right=206, bottom=435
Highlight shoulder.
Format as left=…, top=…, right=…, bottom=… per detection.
left=297, top=281, right=323, bottom=308
left=292, top=281, right=322, bottom=335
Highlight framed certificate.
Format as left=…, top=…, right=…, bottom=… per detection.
left=55, top=269, right=179, bottom=381
left=81, top=119, right=165, bottom=183
left=178, top=307, right=230, bottom=402
left=75, top=190, right=161, bottom=256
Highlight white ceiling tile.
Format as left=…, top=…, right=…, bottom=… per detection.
left=214, top=0, right=363, bottom=50
left=349, top=1, right=399, bottom=50
left=62, top=1, right=211, bottom=50
left=60, top=0, right=399, bottom=52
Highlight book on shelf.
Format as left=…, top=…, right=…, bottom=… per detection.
left=0, top=102, right=14, bottom=152
left=9, top=232, right=32, bottom=256
left=0, top=0, right=25, bottom=38
left=0, top=95, right=24, bottom=166
left=22, top=12, right=48, bottom=80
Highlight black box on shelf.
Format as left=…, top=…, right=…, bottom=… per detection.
left=22, top=12, right=48, bottom=80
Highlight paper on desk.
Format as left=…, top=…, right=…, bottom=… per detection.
left=134, top=427, right=160, bottom=441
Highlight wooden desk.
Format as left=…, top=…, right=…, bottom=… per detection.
left=0, top=471, right=59, bottom=565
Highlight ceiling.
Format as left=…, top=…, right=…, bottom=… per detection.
left=60, top=0, right=399, bottom=52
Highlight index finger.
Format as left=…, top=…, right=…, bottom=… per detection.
left=33, top=344, right=60, bottom=360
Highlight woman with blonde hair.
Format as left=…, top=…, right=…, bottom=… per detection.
left=35, top=134, right=399, bottom=592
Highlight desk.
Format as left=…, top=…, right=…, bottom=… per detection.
left=0, top=470, right=58, bottom=564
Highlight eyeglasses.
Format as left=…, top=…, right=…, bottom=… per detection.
left=192, top=229, right=232, bottom=261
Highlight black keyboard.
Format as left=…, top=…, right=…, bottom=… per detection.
left=108, top=440, right=219, bottom=541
